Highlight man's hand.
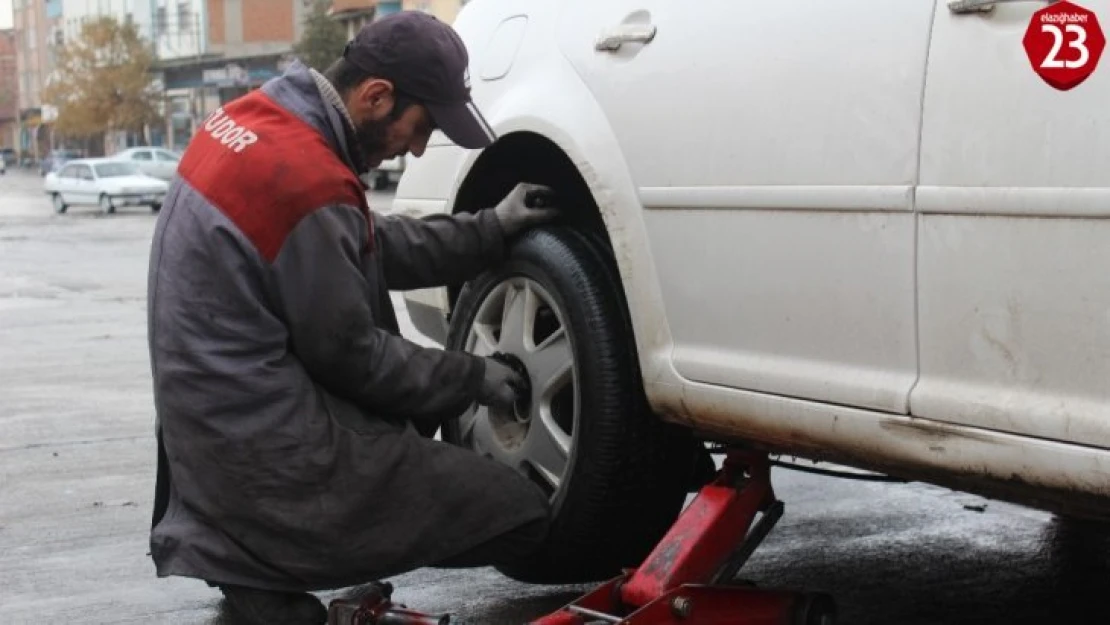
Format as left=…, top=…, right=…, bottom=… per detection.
left=476, top=356, right=528, bottom=414
left=493, top=182, right=561, bottom=237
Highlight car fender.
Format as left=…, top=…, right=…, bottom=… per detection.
left=398, top=53, right=685, bottom=404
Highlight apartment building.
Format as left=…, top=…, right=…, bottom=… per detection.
left=330, top=0, right=375, bottom=42
left=401, top=0, right=464, bottom=24
left=1, top=29, right=18, bottom=151
left=152, top=0, right=310, bottom=149
left=12, top=0, right=62, bottom=161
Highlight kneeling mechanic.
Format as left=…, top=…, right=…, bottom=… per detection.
left=146, top=11, right=559, bottom=624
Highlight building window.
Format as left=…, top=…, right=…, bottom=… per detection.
left=156, top=7, right=168, bottom=36
left=377, top=1, right=401, bottom=17
left=178, top=2, right=193, bottom=33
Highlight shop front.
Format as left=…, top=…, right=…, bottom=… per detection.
left=157, top=55, right=294, bottom=150
left=18, top=108, right=52, bottom=164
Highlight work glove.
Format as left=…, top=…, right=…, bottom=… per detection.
left=493, top=182, right=561, bottom=238
left=476, top=355, right=529, bottom=414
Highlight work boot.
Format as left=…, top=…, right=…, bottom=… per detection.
left=218, top=583, right=327, bottom=625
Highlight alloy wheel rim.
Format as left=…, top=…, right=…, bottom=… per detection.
left=461, top=277, right=579, bottom=498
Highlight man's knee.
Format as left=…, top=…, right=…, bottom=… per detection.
left=510, top=514, right=551, bottom=558
left=433, top=514, right=551, bottom=570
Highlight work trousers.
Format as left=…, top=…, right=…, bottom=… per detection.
left=431, top=515, right=550, bottom=569
left=206, top=514, right=550, bottom=594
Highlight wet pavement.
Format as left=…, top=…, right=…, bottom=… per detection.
left=2, top=167, right=1109, bottom=624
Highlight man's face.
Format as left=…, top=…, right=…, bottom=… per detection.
left=346, top=79, right=436, bottom=169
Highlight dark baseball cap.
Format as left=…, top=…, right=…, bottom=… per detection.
left=342, top=11, right=496, bottom=149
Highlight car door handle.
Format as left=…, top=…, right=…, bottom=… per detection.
left=595, top=24, right=657, bottom=51
left=948, top=0, right=1057, bottom=14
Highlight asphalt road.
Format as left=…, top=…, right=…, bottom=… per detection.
left=2, top=167, right=1109, bottom=624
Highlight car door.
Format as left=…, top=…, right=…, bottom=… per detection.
left=55, top=164, right=78, bottom=203
left=74, top=164, right=98, bottom=204
left=130, top=150, right=154, bottom=177
left=555, top=0, right=935, bottom=413
left=155, top=149, right=180, bottom=180
left=63, top=164, right=88, bottom=204
left=912, top=0, right=1110, bottom=448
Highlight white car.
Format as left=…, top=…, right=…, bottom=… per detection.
left=393, top=0, right=1110, bottom=584
left=111, top=146, right=181, bottom=182
left=44, top=158, right=168, bottom=214
left=370, top=155, right=405, bottom=190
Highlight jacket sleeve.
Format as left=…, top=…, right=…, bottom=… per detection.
left=271, top=204, right=486, bottom=419
left=373, top=208, right=505, bottom=291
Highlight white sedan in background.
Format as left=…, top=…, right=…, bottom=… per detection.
left=44, top=158, right=168, bottom=214
left=111, top=146, right=181, bottom=181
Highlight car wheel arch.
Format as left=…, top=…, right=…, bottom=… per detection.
left=443, top=130, right=679, bottom=392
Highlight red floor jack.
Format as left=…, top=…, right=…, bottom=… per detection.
left=529, top=448, right=837, bottom=625
left=327, top=447, right=835, bottom=625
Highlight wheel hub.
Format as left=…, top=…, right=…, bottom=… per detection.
left=457, top=276, right=578, bottom=495
left=491, top=352, right=533, bottom=423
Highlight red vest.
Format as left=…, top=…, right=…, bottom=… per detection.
left=179, top=90, right=371, bottom=263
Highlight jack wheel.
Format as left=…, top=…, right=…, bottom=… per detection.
left=793, top=593, right=837, bottom=625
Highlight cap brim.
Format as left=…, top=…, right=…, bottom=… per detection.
left=427, top=100, right=496, bottom=149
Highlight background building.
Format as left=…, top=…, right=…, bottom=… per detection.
left=154, top=0, right=311, bottom=149
left=8, top=0, right=469, bottom=157
left=0, top=29, right=18, bottom=151
left=12, top=0, right=62, bottom=162
left=401, top=0, right=462, bottom=24
left=330, top=0, right=375, bottom=41
left=61, top=0, right=151, bottom=42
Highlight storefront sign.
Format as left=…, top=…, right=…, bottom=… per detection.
left=202, top=63, right=252, bottom=87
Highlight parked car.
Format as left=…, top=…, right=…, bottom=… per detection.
left=0, top=154, right=5, bottom=175
left=392, top=0, right=1110, bottom=585
left=44, top=158, right=168, bottom=214
left=39, top=149, right=84, bottom=176
left=0, top=148, right=15, bottom=169
left=370, top=155, right=405, bottom=190
left=110, top=146, right=181, bottom=181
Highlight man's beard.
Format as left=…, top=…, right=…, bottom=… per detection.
left=354, top=116, right=391, bottom=164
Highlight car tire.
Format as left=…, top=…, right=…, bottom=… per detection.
left=151, top=203, right=162, bottom=213
left=443, top=225, right=700, bottom=584
left=52, top=193, right=67, bottom=214
left=373, top=172, right=390, bottom=191
left=99, top=194, right=115, bottom=214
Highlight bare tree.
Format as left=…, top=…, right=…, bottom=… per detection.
left=43, top=16, right=162, bottom=142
